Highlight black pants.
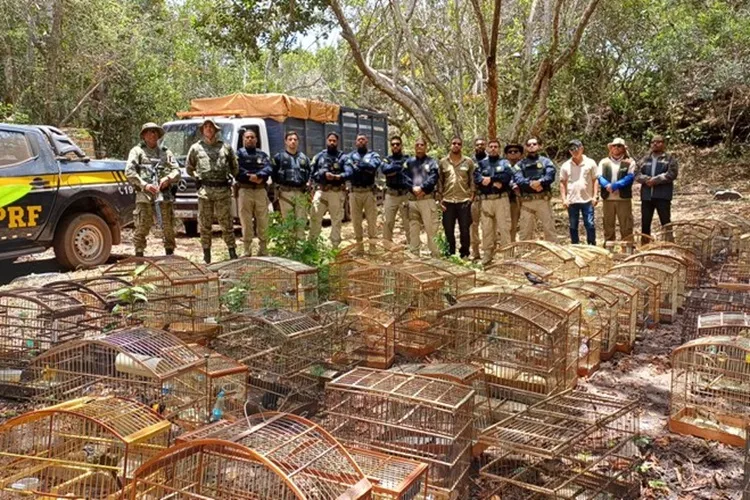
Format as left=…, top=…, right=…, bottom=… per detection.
left=641, top=198, right=672, bottom=240
left=442, top=201, right=472, bottom=257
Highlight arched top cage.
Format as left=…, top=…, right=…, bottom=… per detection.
left=611, top=261, right=680, bottom=321
left=459, top=284, right=581, bottom=318
left=499, top=241, right=588, bottom=280
left=0, top=396, right=170, bottom=499
left=336, top=239, right=411, bottom=263
left=219, top=308, right=325, bottom=344
left=696, top=312, right=750, bottom=339
left=0, top=286, right=88, bottom=320
left=43, top=280, right=114, bottom=310
left=474, top=270, right=525, bottom=287
left=484, top=259, right=558, bottom=285
left=655, top=221, right=714, bottom=262
left=717, top=263, right=750, bottom=291
left=439, top=295, right=567, bottom=335
left=210, top=255, right=316, bottom=277
left=104, top=255, right=217, bottom=286
left=631, top=247, right=704, bottom=289
left=565, top=244, right=614, bottom=275
left=673, top=335, right=750, bottom=358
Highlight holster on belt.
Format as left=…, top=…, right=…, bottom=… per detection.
left=522, top=192, right=551, bottom=201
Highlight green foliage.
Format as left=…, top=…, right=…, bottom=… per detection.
left=0, top=103, right=30, bottom=124
left=109, top=283, right=157, bottom=321
left=220, top=285, right=248, bottom=314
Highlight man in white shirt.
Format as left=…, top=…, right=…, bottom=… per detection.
left=597, top=137, right=636, bottom=242
left=560, top=139, right=598, bottom=245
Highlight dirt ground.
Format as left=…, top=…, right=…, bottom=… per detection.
left=1, top=146, right=749, bottom=499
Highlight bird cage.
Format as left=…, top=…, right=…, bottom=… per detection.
left=336, top=306, right=396, bottom=369
left=625, top=251, right=689, bottom=303
left=137, top=412, right=373, bottom=499
left=346, top=447, right=429, bottom=500
left=474, top=270, right=523, bottom=288
left=391, top=363, right=484, bottom=386
left=338, top=238, right=411, bottom=263
left=608, top=273, right=661, bottom=328
left=745, top=427, right=750, bottom=500
left=683, top=288, right=750, bottom=342
left=484, top=259, right=558, bottom=285
left=29, top=327, right=209, bottom=429
left=610, top=262, right=679, bottom=322
left=656, top=221, right=714, bottom=264
left=0, top=396, right=170, bottom=499
left=436, top=295, right=575, bottom=398
left=566, top=244, right=614, bottom=276
left=479, top=389, right=641, bottom=500
left=44, top=279, right=116, bottom=311
left=637, top=245, right=705, bottom=289
left=325, top=367, right=475, bottom=498
left=551, top=286, right=611, bottom=376
left=556, top=280, right=620, bottom=360
left=697, top=218, right=739, bottom=260
left=695, top=312, right=750, bottom=340
left=186, top=344, right=248, bottom=420
left=103, top=256, right=221, bottom=328
left=604, top=240, right=636, bottom=259
left=569, top=277, right=640, bottom=353
left=213, top=309, right=325, bottom=413
left=669, top=335, right=750, bottom=446
left=308, top=300, right=359, bottom=374
left=499, top=241, right=589, bottom=281
left=717, top=262, right=750, bottom=291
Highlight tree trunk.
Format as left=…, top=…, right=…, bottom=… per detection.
left=44, top=0, right=64, bottom=124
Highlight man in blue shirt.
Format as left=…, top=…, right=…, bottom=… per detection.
left=309, top=132, right=351, bottom=248
left=474, top=139, right=513, bottom=265
left=347, top=133, right=382, bottom=253
left=236, top=129, right=272, bottom=256
left=513, top=137, right=557, bottom=242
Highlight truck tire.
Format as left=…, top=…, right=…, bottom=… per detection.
left=183, top=220, right=199, bottom=237
left=53, top=213, right=113, bottom=270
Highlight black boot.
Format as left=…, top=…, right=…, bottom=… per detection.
left=165, top=248, right=174, bottom=256
left=228, top=247, right=238, bottom=260
left=135, top=250, right=144, bottom=257
left=203, top=248, right=211, bottom=264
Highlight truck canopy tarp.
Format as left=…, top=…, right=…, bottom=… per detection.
left=177, top=93, right=340, bottom=124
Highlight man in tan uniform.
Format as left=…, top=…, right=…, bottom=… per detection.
left=438, top=137, right=476, bottom=258
left=513, top=137, right=557, bottom=242
left=236, top=129, right=272, bottom=256
left=406, top=138, right=440, bottom=257
left=309, top=133, right=351, bottom=248
left=473, top=139, right=513, bottom=265
left=505, top=143, right=524, bottom=242
left=346, top=134, right=382, bottom=254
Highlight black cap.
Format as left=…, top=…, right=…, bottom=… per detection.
left=568, top=139, right=583, bottom=151
left=504, top=143, right=523, bottom=154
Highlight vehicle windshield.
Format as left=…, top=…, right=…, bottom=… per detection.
left=161, top=122, right=233, bottom=158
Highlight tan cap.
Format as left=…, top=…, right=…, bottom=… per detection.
left=608, top=137, right=626, bottom=147
left=200, top=118, right=220, bottom=132
left=140, top=122, right=164, bottom=139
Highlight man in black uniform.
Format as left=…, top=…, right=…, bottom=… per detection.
left=471, top=137, right=486, bottom=260
left=309, top=132, right=352, bottom=248
left=381, top=135, right=411, bottom=243
left=347, top=133, right=382, bottom=253
left=473, top=139, right=513, bottom=265
left=406, top=138, right=440, bottom=257
left=513, top=137, right=557, bottom=242
left=236, top=129, right=272, bottom=256
left=272, top=131, right=312, bottom=239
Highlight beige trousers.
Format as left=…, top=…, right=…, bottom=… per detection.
left=408, top=197, right=440, bottom=257
left=309, top=188, right=345, bottom=248
left=350, top=190, right=378, bottom=249
left=603, top=199, right=634, bottom=242
left=471, top=200, right=481, bottom=258
left=480, top=197, right=512, bottom=265
left=278, top=188, right=308, bottom=239
left=383, top=193, right=410, bottom=243
left=238, top=187, right=269, bottom=256
left=519, top=198, right=557, bottom=242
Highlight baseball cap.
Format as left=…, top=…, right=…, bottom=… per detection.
left=609, top=137, right=627, bottom=147
left=568, top=139, right=583, bottom=151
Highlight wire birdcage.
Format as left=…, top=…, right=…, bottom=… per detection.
left=637, top=245, right=705, bottom=289
left=338, top=239, right=411, bottom=262
left=484, top=259, right=558, bottom=286
left=136, top=412, right=373, bottom=499
left=610, top=262, right=679, bottom=322
left=566, top=245, right=614, bottom=276
left=474, top=270, right=524, bottom=288
left=28, top=327, right=209, bottom=429
left=338, top=306, right=396, bottom=369
left=186, top=344, right=248, bottom=420
left=717, top=262, right=750, bottom=291
left=43, top=278, right=121, bottom=311
left=683, top=288, right=750, bottom=342
left=325, top=367, right=475, bottom=498
left=695, top=312, right=750, bottom=340
left=213, top=309, right=325, bottom=413
left=669, top=335, right=750, bottom=446
left=607, top=273, right=661, bottom=329
left=0, top=396, right=171, bottom=499
left=744, top=424, right=750, bottom=500
left=624, top=252, right=689, bottom=307
left=210, top=256, right=319, bottom=312
left=656, top=221, right=714, bottom=264
left=479, top=389, right=641, bottom=500
left=499, top=241, right=589, bottom=281
left=604, top=240, right=636, bottom=260
left=683, top=218, right=738, bottom=261
left=346, top=446, right=429, bottom=500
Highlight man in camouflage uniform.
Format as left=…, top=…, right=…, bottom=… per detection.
left=236, top=129, right=272, bottom=256
left=347, top=133, right=382, bottom=254
left=514, top=137, right=557, bottom=242
left=125, top=122, right=181, bottom=257
left=470, top=137, right=486, bottom=260
left=309, top=132, right=351, bottom=248
left=381, top=135, right=411, bottom=243
left=186, top=118, right=239, bottom=263
left=272, top=131, right=311, bottom=239
left=504, top=143, right=524, bottom=242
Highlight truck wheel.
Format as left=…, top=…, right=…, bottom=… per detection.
left=183, top=220, right=199, bottom=237
left=53, top=213, right=113, bottom=270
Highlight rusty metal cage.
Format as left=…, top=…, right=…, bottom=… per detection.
left=325, top=367, right=475, bottom=498
left=0, top=396, right=171, bottom=498
left=695, top=312, right=750, bottom=340
left=186, top=344, right=249, bottom=420
left=435, top=295, right=576, bottom=399
left=213, top=309, right=325, bottom=413
left=346, top=447, right=429, bottom=500
left=210, top=256, right=319, bottom=312
left=656, top=221, right=714, bottom=264
left=566, top=245, right=614, bottom=276
left=683, top=288, right=750, bottom=342
left=610, top=262, right=679, bottom=322
left=499, top=241, right=589, bottom=281
left=479, top=389, right=641, bottom=500
left=29, top=327, right=209, bottom=429
left=669, top=335, right=750, bottom=447
left=139, top=412, right=373, bottom=499
left=717, top=262, right=750, bottom=291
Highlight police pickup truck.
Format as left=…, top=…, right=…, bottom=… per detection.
left=0, top=124, right=135, bottom=269
left=162, top=103, right=388, bottom=234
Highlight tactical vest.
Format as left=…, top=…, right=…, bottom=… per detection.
left=600, top=159, right=632, bottom=200
left=519, top=159, right=552, bottom=193
left=384, top=155, right=409, bottom=189
left=132, top=145, right=177, bottom=202
left=315, top=152, right=346, bottom=186
left=275, top=151, right=310, bottom=187
left=190, top=141, right=234, bottom=182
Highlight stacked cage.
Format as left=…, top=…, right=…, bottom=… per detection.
left=609, top=274, right=657, bottom=334
left=103, top=256, right=221, bottom=342
left=683, top=288, right=750, bottom=342
left=479, top=390, right=642, bottom=499
left=717, top=262, right=750, bottom=291
left=213, top=309, right=326, bottom=414
left=583, top=277, right=640, bottom=353
left=0, top=397, right=170, bottom=499
left=696, top=312, right=750, bottom=340
left=483, top=259, right=558, bottom=285
left=29, top=327, right=209, bottom=429
left=341, top=306, right=397, bottom=369
left=325, top=367, right=475, bottom=498
left=187, top=344, right=249, bottom=420
left=656, top=221, right=714, bottom=264
left=635, top=245, right=704, bottom=289
left=330, top=241, right=410, bottom=302
left=745, top=424, right=750, bottom=500
left=690, top=218, right=738, bottom=261
left=346, top=447, right=429, bottom=500
left=669, top=336, right=750, bottom=446
left=625, top=251, right=690, bottom=307
left=609, top=262, right=679, bottom=322
left=566, top=244, right=614, bottom=276
left=135, top=412, right=372, bottom=499
left=210, top=256, right=319, bottom=312
left=499, top=241, right=589, bottom=281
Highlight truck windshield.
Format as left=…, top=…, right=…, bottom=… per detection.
left=161, top=122, right=233, bottom=159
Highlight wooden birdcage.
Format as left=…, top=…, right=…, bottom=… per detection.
left=717, top=262, right=750, bottom=291
left=29, top=327, right=209, bottom=429
left=695, top=312, right=750, bottom=340
left=557, top=280, right=620, bottom=358
left=610, top=262, right=679, bottom=322
left=479, top=389, right=641, bottom=500
left=185, top=344, right=248, bottom=420
left=624, top=252, right=689, bottom=305
left=669, top=335, right=750, bottom=446
left=745, top=425, right=750, bottom=500
left=325, top=367, right=475, bottom=498
left=331, top=241, right=410, bottom=302
left=141, top=412, right=373, bottom=499
left=44, top=278, right=124, bottom=311
left=686, top=218, right=738, bottom=261
left=0, top=396, right=171, bottom=499
left=346, top=447, right=429, bottom=500
left=683, top=288, right=750, bottom=342
left=210, top=256, right=319, bottom=312
left=637, top=245, right=705, bottom=289
left=656, top=221, right=714, bottom=264
left=474, top=270, right=523, bottom=288
left=213, top=309, right=325, bottom=413
left=499, top=241, right=589, bottom=281
left=604, top=240, right=636, bottom=260
left=436, top=295, right=575, bottom=398
left=566, top=245, right=614, bottom=276
left=607, top=273, right=661, bottom=328
left=484, top=259, right=558, bottom=286
left=336, top=306, right=396, bottom=369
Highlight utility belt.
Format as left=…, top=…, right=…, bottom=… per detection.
left=408, top=192, right=434, bottom=201
left=350, top=185, right=375, bottom=193
left=201, top=180, right=231, bottom=188
left=316, top=184, right=345, bottom=192
left=278, top=185, right=306, bottom=192
left=478, top=193, right=507, bottom=201
left=386, top=188, right=410, bottom=197
left=521, top=191, right=551, bottom=201
left=237, top=183, right=266, bottom=190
